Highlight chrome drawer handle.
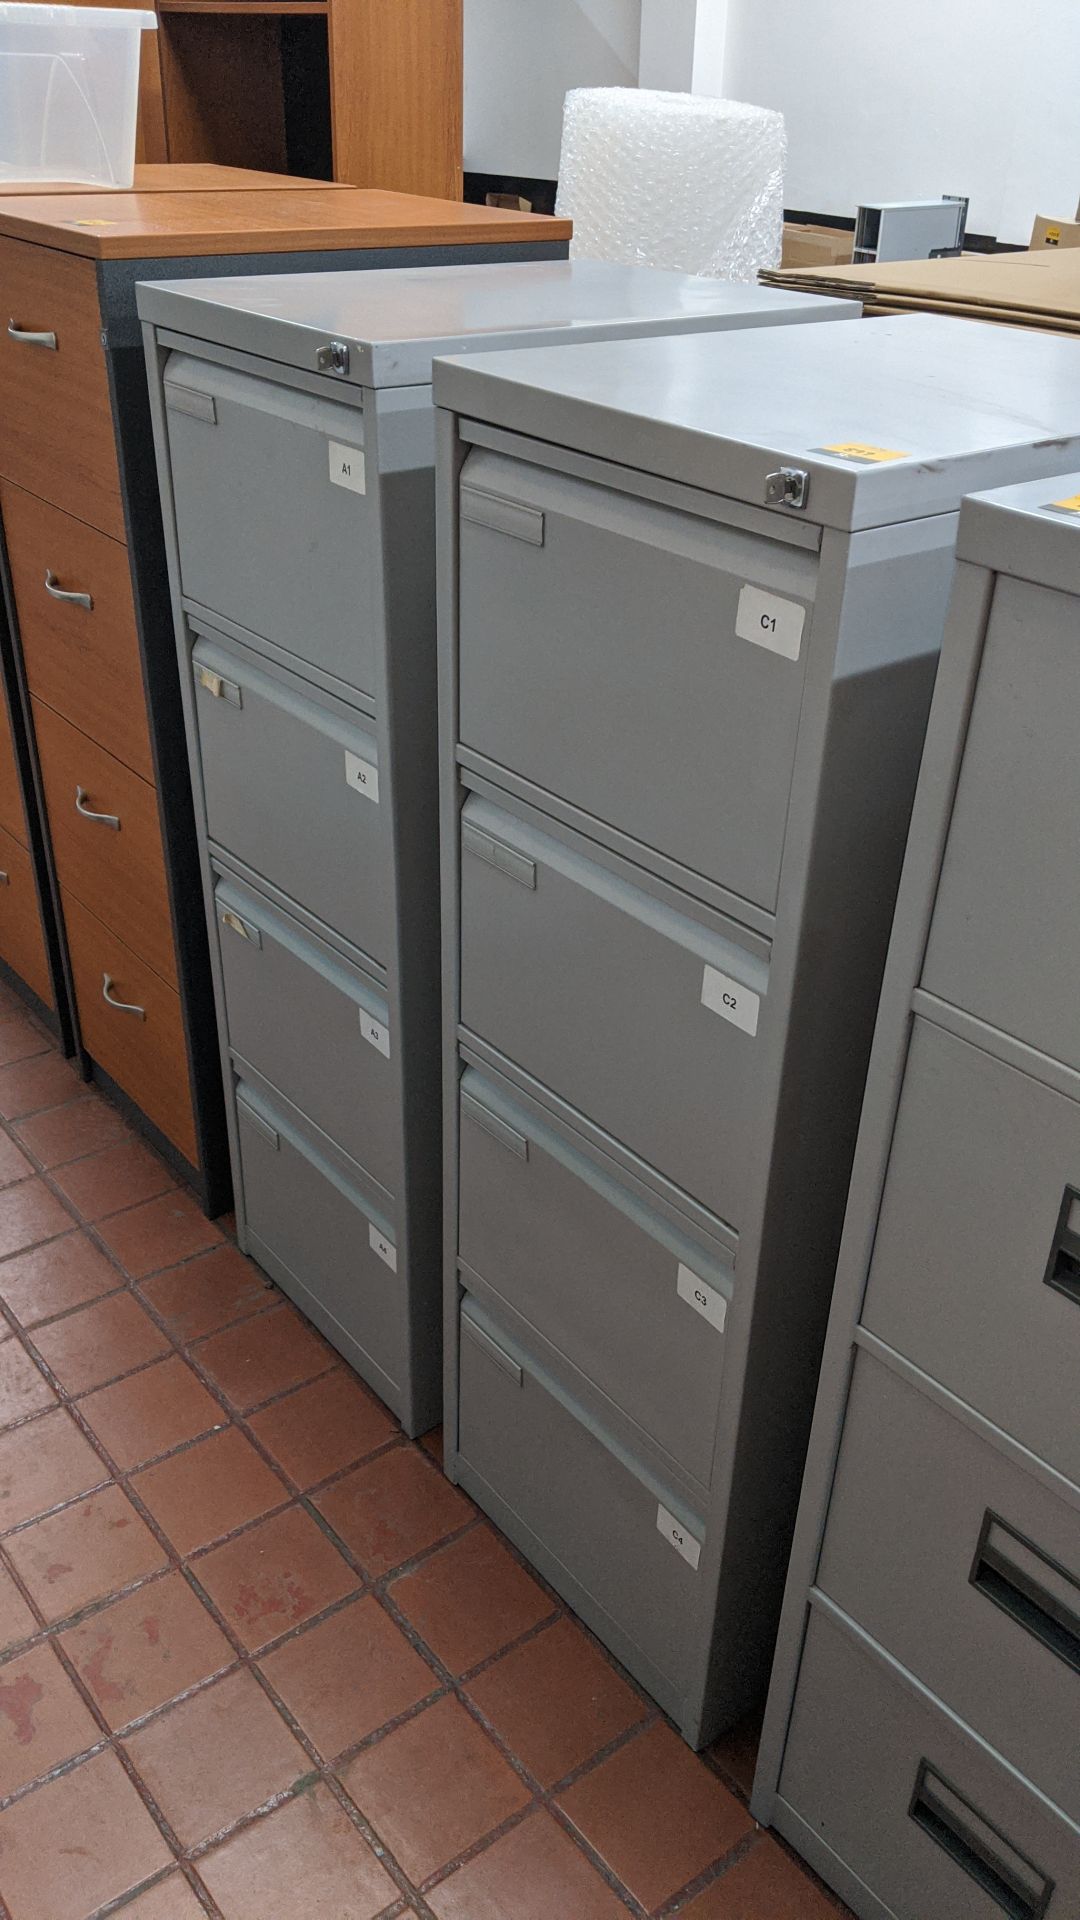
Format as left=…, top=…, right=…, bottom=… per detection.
left=75, top=785, right=120, bottom=831
left=44, top=570, right=92, bottom=611
left=102, top=974, right=145, bottom=1020
left=7, top=319, right=57, bottom=351
left=0, top=871, right=8, bottom=886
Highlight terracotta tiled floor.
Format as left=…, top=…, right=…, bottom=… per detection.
left=0, top=989, right=852, bottom=1919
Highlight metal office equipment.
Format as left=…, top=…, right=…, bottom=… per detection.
left=853, top=195, right=968, bottom=263
left=434, top=313, right=1080, bottom=1742
left=138, top=260, right=854, bottom=1435
left=752, top=473, right=1080, bottom=1914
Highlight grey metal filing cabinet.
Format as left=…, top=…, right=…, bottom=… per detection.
left=138, top=261, right=854, bottom=1436
left=751, top=474, right=1080, bottom=1914
left=434, top=314, right=1080, bottom=1742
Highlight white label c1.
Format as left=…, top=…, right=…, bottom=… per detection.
left=657, top=1504, right=702, bottom=1571
left=359, top=1010, right=390, bottom=1057
left=345, top=751, right=379, bottom=803
left=701, top=964, right=760, bottom=1037
left=329, top=440, right=366, bottom=494
left=677, top=1263, right=728, bottom=1334
left=369, top=1224, right=397, bottom=1272
left=735, top=583, right=805, bottom=662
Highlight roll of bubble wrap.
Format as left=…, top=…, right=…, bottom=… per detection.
left=556, top=88, right=786, bottom=281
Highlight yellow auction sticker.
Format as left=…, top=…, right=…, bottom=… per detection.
left=73, top=218, right=116, bottom=228
left=1050, top=492, right=1080, bottom=513
left=818, top=442, right=909, bottom=464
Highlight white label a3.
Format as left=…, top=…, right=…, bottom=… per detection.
left=359, top=1010, right=390, bottom=1058
left=656, top=1504, right=702, bottom=1571
left=701, top=965, right=760, bottom=1037
left=344, top=752, right=379, bottom=803
left=329, top=441, right=366, bottom=494
left=369, top=1224, right=397, bottom=1272
left=677, top=1263, right=728, bottom=1334
left=736, top=583, right=805, bottom=661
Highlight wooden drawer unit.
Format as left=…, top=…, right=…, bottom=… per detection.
left=0, top=697, right=25, bottom=847
left=0, top=824, right=52, bottom=1008
left=2, top=483, right=153, bottom=781
left=32, top=702, right=176, bottom=989
left=63, top=890, right=195, bottom=1163
left=0, top=236, right=124, bottom=541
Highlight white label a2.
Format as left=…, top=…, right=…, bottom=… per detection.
left=677, top=1263, right=728, bottom=1334
left=657, top=1504, right=702, bottom=1571
left=345, top=752, right=379, bottom=803
left=736, top=584, right=805, bottom=661
left=701, top=965, right=760, bottom=1037
left=359, top=1010, right=390, bottom=1058
left=369, top=1224, right=397, bottom=1271
left=329, top=441, right=366, bottom=494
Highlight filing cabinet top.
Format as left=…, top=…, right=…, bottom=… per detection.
left=433, top=312, right=1080, bottom=533
left=0, top=187, right=572, bottom=260
left=958, top=470, right=1080, bottom=597
left=135, top=262, right=852, bottom=388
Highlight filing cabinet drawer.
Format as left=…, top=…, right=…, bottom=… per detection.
left=0, top=235, right=123, bottom=540
left=0, top=697, right=25, bottom=846
left=457, top=446, right=814, bottom=911
left=192, top=629, right=390, bottom=965
left=779, top=1607, right=1079, bottom=1920
left=922, top=574, right=1080, bottom=1070
left=459, top=793, right=765, bottom=1225
left=458, top=1294, right=704, bottom=1708
left=33, top=702, right=176, bottom=989
left=2, top=482, right=153, bottom=781
left=819, top=1352, right=1080, bottom=1822
left=458, top=1065, right=732, bottom=1490
left=164, top=353, right=379, bottom=697
left=0, top=825, right=51, bottom=1007
left=862, top=1019, right=1080, bottom=1486
left=236, top=1078, right=402, bottom=1397
left=64, top=891, right=195, bottom=1164
left=215, top=871, right=398, bottom=1197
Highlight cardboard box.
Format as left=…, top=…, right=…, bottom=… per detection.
left=759, top=246, right=1080, bottom=336
left=1030, top=214, right=1080, bottom=249
left=781, top=222, right=853, bottom=270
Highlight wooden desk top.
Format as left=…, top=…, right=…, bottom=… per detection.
left=0, top=164, right=350, bottom=197
left=0, top=186, right=572, bottom=260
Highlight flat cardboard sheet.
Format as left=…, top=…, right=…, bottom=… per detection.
left=760, top=246, right=1080, bottom=333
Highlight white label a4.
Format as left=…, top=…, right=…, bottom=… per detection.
left=369, top=1224, right=397, bottom=1272
left=329, top=441, right=366, bottom=494
left=359, top=1010, right=390, bottom=1058
left=345, top=752, right=379, bottom=803
left=677, top=1263, right=728, bottom=1334
left=736, top=584, right=805, bottom=661
left=657, top=1504, right=702, bottom=1571
left=701, top=965, right=760, bottom=1037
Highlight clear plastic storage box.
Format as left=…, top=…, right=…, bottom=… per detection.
left=0, top=3, right=156, bottom=189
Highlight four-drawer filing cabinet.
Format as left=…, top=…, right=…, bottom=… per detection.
left=434, top=314, right=1080, bottom=1744
left=752, top=474, right=1080, bottom=1914
left=140, top=261, right=852, bottom=1432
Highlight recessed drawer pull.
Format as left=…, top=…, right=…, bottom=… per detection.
left=7, top=319, right=57, bottom=351
left=971, top=1511, right=1080, bottom=1675
left=236, top=1098, right=280, bottom=1150
left=102, top=974, right=145, bottom=1020
left=75, top=786, right=120, bottom=832
left=220, top=908, right=262, bottom=947
left=195, top=663, right=242, bottom=706
left=909, top=1761, right=1053, bottom=1920
left=461, top=1091, right=529, bottom=1160
left=44, top=570, right=93, bottom=611
left=1044, top=1183, right=1080, bottom=1307
left=462, top=822, right=536, bottom=889
left=461, top=484, right=544, bottom=546
left=462, top=1314, right=524, bottom=1386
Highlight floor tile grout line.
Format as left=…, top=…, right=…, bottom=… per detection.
left=652, top=1826, right=763, bottom=1918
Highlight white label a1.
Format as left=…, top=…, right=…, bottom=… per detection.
left=359, top=1010, right=390, bottom=1057
left=736, top=583, right=805, bottom=661
left=369, top=1224, right=397, bottom=1272
left=345, top=752, right=379, bottom=803
left=657, top=1504, right=702, bottom=1571
left=701, top=965, right=760, bottom=1037
left=677, top=1263, right=728, bottom=1334
left=329, top=441, right=366, bottom=494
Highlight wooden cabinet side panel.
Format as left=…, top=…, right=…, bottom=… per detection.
left=329, top=0, right=463, bottom=198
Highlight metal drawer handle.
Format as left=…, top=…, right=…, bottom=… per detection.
left=7, top=319, right=57, bottom=350
left=1044, top=1183, right=1080, bottom=1308
left=909, top=1761, right=1053, bottom=1920
left=44, top=570, right=92, bottom=611
left=0, top=871, right=8, bottom=886
left=75, top=786, right=120, bottom=831
left=102, top=974, right=145, bottom=1020
left=971, top=1511, right=1080, bottom=1675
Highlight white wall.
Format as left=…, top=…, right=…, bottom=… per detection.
left=464, top=0, right=642, bottom=179
left=700, top=0, right=1080, bottom=242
